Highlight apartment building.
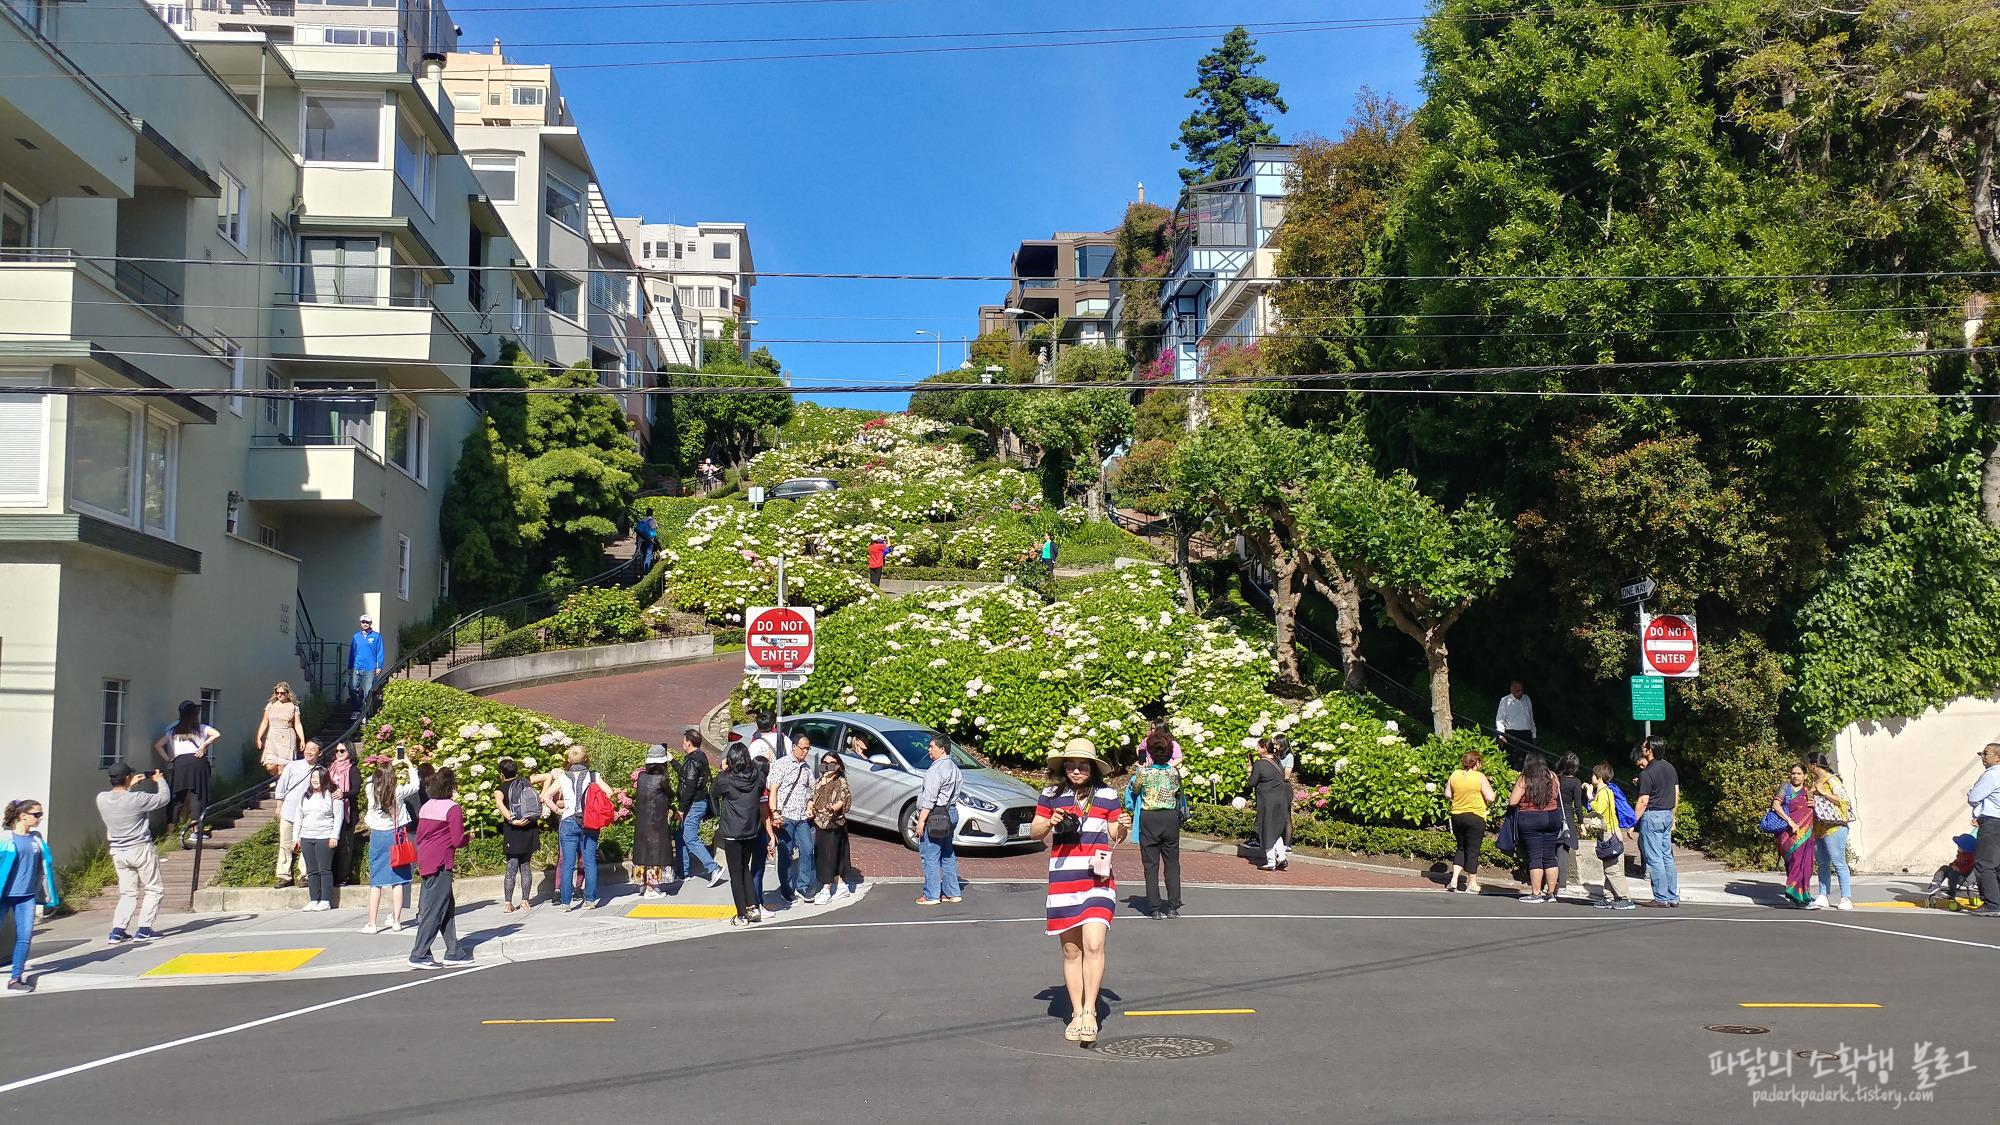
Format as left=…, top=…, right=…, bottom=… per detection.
left=995, top=230, right=1116, bottom=350
left=0, top=0, right=531, bottom=859
left=154, top=0, right=457, bottom=73
left=629, top=220, right=754, bottom=353
left=1125, top=144, right=1294, bottom=381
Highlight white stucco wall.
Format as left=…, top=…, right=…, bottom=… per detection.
left=1835, top=692, right=2000, bottom=873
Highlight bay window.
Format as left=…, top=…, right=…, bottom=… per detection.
left=302, top=93, right=381, bottom=164
left=468, top=153, right=516, bottom=202
left=299, top=236, right=378, bottom=304
left=68, top=388, right=178, bottom=535
left=386, top=395, right=428, bottom=483
left=393, top=113, right=436, bottom=211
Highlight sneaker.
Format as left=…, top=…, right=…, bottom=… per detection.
left=708, top=869, right=726, bottom=888
left=107, top=929, right=131, bottom=944
left=1519, top=894, right=1544, bottom=903
left=565, top=900, right=582, bottom=912
left=407, top=958, right=443, bottom=970
left=1466, top=881, right=1482, bottom=895
left=831, top=883, right=851, bottom=899
left=1969, top=907, right=2000, bottom=918
left=1611, top=899, right=1637, bottom=911
left=1808, top=895, right=1829, bottom=910
left=747, top=908, right=763, bottom=923
left=6, top=978, right=33, bottom=993
left=1165, top=907, right=1182, bottom=919
left=1837, top=897, right=1854, bottom=911
left=941, top=895, right=963, bottom=904
left=441, top=953, right=473, bottom=965
left=729, top=915, right=749, bottom=927
left=811, top=888, right=832, bottom=905
left=273, top=878, right=293, bottom=889
left=358, top=922, right=382, bottom=935
left=389, top=920, right=406, bottom=934
left=915, top=897, right=941, bottom=907
left=133, top=928, right=163, bottom=942
left=1592, top=899, right=1614, bottom=910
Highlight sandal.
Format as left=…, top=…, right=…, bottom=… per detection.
left=1064, top=1017, right=1084, bottom=1043
left=1079, top=1017, right=1098, bottom=1045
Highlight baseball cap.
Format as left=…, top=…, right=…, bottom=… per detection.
left=358, top=613, right=373, bottom=624
left=107, top=763, right=136, bottom=785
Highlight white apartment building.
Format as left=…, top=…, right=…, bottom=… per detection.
left=629, top=220, right=755, bottom=354
left=0, top=0, right=526, bottom=859
left=153, top=0, right=456, bottom=73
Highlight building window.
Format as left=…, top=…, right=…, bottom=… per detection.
left=198, top=688, right=221, bottom=728
left=396, top=535, right=411, bottom=600
left=268, top=215, right=295, bottom=275
left=225, top=493, right=239, bottom=535
left=543, top=176, right=582, bottom=231
left=216, top=170, right=247, bottom=249
left=386, top=395, right=427, bottom=483
left=672, top=242, right=682, bottom=260
left=70, top=391, right=177, bottom=536
left=711, top=241, right=730, bottom=260
left=393, top=113, right=435, bottom=211
left=450, top=92, right=479, bottom=118
left=263, top=370, right=288, bottom=431
left=100, top=680, right=127, bottom=768
left=219, top=335, right=244, bottom=416
left=589, top=270, right=626, bottom=314
left=510, top=85, right=545, bottom=107
left=291, top=379, right=375, bottom=448
left=510, top=288, right=528, bottom=332
left=675, top=285, right=693, bottom=307
left=546, top=273, right=580, bottom=320
left=302, top=94, right=381, bottom=164
left=258, top=524, right=281, bottom=549
left=1, top=188, right=35, bottom=257
left=1075, top=298, right=1109, bottom=318
left=299, top=236, right=378, bottom=304
left=467, top=154, right=516, bottom=204
left=1075, top=244, right=1113, bottom=280
left=1259, top=196, right=1287, bottom=232
left=388, top=248, right=432, bottom=307
left=697, top=287, right=715, bottom=309
left=0, top=376, right=48, bottom=506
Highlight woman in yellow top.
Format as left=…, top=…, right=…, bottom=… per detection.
left=1443, top=751, right=1496, bottom=893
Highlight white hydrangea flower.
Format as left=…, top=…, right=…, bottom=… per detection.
left=1424, top=782, right=1438, bottom=793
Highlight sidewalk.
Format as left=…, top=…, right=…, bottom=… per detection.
left=13, top=870, right=866, bottom=995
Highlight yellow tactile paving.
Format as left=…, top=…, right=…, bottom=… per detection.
left=143, top=948, right=325, bottom=977
left=624, top=904, right=738, bottom=920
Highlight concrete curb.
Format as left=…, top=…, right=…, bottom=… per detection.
left=196, top=859, right=644, bottom=913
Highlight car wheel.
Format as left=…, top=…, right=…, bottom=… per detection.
left=899, top=801, right=922, bottom=851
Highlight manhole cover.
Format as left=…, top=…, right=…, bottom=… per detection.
left=1093, top=1035, right=1232, bottom=1060
left=1703, top=1025, right=1771, bottom=1035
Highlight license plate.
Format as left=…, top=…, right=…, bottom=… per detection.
left=1011, top=823, right=1030, bottom=838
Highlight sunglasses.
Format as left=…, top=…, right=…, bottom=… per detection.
left=1063, top=762, right=1093, bottom=772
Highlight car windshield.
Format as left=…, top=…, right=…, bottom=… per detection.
left=879, top=729, right=980, bottom=771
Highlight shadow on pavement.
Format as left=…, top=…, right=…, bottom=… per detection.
left=27, top=915, right=258, bottom=974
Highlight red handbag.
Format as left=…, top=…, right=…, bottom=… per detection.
left=389, top=826, right=416, bottom=869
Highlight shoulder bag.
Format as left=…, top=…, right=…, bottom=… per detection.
left=1811, top=781, right=1851, bottom=827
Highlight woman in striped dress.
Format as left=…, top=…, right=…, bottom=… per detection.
left=1029, top=738, right=1132, bottom=1046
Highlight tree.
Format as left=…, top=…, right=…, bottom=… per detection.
left=1052, top=343, right=1132, bottom=384
left=1008, top=389, right=1134, bottom=517
left=1111, top=202, right=1174, bottom=365
left=1174, top=26, right=1288, bottom=186
left=1112, top=437, right=1203, bottom=612
left=1308, top=468, right=1514, bottom=735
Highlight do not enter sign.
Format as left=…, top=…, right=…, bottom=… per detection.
left=745, top=606, right=816, bottom=677
left=1640, top=613, right=1699, bottom=678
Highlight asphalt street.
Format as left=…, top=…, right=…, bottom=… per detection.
left=3, top=887, right=1994, bottom=1123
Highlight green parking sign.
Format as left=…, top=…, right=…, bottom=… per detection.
left=1630, top=675, right=1666, bottom=722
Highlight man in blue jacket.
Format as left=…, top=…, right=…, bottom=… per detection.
left=350, top=613, right=385, bottom=719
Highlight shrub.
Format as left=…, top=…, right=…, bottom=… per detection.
left=1183, top=802, right=1513, bottom=867
left=547, top=587, right=646, bottom=647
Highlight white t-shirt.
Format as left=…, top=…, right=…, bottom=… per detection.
left=165, top=724, right=219, bottom=757
left=747, top=731, right=781, bottom=763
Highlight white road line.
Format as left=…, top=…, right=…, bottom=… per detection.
left=1803, top=918, right=2000, bottom=951
left=0, top=965, right=489, bottom=1096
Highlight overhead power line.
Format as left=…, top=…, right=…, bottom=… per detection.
left=28, top=344, right=1996, bottom=399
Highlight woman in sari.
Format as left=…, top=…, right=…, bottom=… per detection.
left=1771, top=764, right=1815, bottom=906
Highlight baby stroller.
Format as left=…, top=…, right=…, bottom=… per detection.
left=1922, top=833, right=1983, bottom=909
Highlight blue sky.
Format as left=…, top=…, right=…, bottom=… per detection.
left=466, top=0, right=1431, bottom=411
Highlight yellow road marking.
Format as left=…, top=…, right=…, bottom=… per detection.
left=144, top=949, right=324, bottom=977
left=1736, top=996, right=1872, bottom=1008
left=1122, top=1009, right=1257, bottom=1017
left=625, top=904, right=738, bottom=920
left=481, top=1018, right=617, bottom=1025
left=1851, top=901, right=1918, bottom=909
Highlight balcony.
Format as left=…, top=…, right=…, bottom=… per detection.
left=269, top=297, right=478, bottom=389
left=245, top=435, right=386, bottom=518
left=0, top=15, right=139, bottom=199
left=0, top=252, right=223, bottom=409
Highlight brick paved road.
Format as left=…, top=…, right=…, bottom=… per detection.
left=493, top=657, right=1427, bottom=892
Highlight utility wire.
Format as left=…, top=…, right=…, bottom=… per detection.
left=31, top=344, right=1997, bottom=399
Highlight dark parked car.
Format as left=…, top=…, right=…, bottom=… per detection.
left=767, top=477, right=839, bottom=502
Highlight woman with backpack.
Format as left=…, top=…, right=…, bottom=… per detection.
left=1805, top=752, right=1854, bottom=911
left=1127, top=732, right=1185, bottom=917
left=714, top=743, right=769, bottom=924
left=362, top=754, right=421, bottom=933
left=1508, top=756, right=1564, bottom=902
left=1584, top=763, right=1636, bottom=909
left=541, top=747, right=616, bottom=911
left=631, top=747, right=677, bottom=898
left=494, top=758, right=543, bottom=912
left=676, top=729, right=723, bottom=887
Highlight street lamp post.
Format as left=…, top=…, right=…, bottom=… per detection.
left=1002, top=306, right=1056, bottom=383
left=738, top=317, right=759, bottom=361
left=914, top=329, right=942, bottom=377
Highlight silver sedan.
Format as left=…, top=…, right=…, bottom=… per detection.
left=729, top=711, right=1044, bottom=850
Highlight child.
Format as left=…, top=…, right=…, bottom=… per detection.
left=1923, top=833, right=1980, bottom=904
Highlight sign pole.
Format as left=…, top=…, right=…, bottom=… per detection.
left=1637, top=597, right=1651, bottom=738
left=775, top=554, right=787, bottom=730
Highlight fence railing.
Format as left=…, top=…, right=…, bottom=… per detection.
left=394, top=556, right=641, bottom=676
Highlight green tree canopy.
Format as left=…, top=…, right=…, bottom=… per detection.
left=1174, top=26, right=1288, bottom=185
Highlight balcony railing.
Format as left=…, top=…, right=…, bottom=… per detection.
left=251, top=430, right=382, bottom=463
left=113, top=259, right=185, bottom=323
left=223, top=0, right=294, bottom=13
left=1019, top=278, right=1058, bottom=290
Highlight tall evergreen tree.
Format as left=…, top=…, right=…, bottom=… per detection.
left=1174, top=26, right=1288, bottom=185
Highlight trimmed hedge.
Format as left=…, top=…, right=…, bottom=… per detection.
left=880, top=566, right=1000, bottom=582
left=1183, top=802, right=1515, bottom=870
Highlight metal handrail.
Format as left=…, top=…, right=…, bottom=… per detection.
left=396, top=555, right=639, bottom=674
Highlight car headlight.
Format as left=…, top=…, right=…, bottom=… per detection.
left=956, top=792, right=999, bottom=813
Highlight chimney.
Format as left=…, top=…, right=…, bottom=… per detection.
left=420, top=52, right=445, bottom=80
left=492, top=37, right=502, bottom=56
left=1137, top=181, right=1146, bottom=204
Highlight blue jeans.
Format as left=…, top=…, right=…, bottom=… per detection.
left=349, top=667, right=378, bottom=712
left=558, top=817, right=599, bottom=905
left=1816, top=826, right=1852, bottom=900
left=680, top=801, right=716, bottom=877
left=919, top=809, right=961, bottom=900
left=1637, top=809, right=1677, bottom=904
left=775, top=818, right=816, bottom=899
left=4, top=896, right=34, bottom=981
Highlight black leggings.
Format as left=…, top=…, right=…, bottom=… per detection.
left=814, top=825, right=849, bottom=892
left=1449, top=813, right=1485, bottom=872
left=301, top=838, right=335, bottom=902
left=721, top=838, right=757, bottom=917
